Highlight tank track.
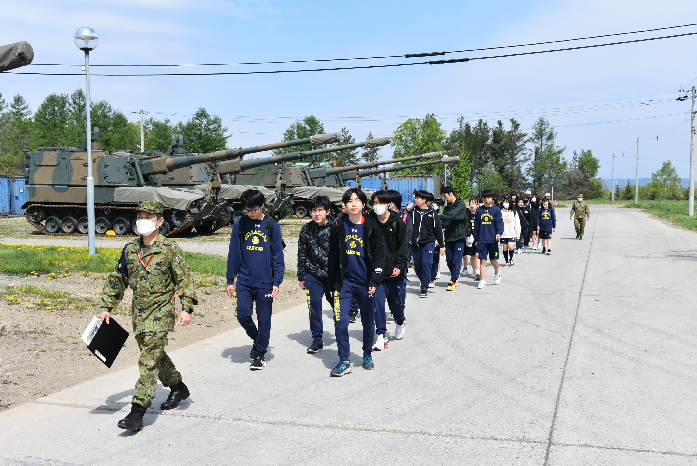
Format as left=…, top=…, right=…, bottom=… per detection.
left=24, top=203, right=196, bottom=238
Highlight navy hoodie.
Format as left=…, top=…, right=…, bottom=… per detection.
left=227, top=215, right=285, bottom=287
left=474, top=204, right=504, bottom=243
left=537, top=207, right=556, bottom=231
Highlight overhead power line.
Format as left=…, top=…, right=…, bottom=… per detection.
left=7, top=30, right=697, bottom=77
left=30, top=22, right=697, bottom=67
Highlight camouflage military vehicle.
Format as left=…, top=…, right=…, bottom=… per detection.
left=291, top=156, right=459, bottom=213
left=22, top=132, right=339, bottom=237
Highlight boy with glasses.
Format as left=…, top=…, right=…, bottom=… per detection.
left=226, top=189, right=285, bottom=370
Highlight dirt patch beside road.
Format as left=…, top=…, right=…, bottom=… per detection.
left=0, top=271, right=306, bottom=412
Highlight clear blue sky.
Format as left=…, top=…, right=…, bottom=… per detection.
left=2, top=0, right=697, bottom=181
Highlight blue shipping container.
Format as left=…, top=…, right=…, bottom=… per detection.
left=12, top=177, right=28, bottom=213
left=346, top=177, right=435, bottom=207
left=0, top=176, right=28, bottom=214
left=0, top=176, right=10, bottom=214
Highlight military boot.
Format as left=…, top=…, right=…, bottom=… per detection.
left=160, top=381, right=190, bottom=410
left=118, top=403, right=147, bottom=431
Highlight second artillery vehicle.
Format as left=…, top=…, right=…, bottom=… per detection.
left=22, top=131, right=339, bottom=237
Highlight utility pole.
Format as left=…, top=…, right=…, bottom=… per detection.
left=139, top=110, right=145, bottom=152
left=689, top=86, right=696, bottom=216
left=635, top=137, right=639, bottom=205
left=611, top=152, right=615, bottom=201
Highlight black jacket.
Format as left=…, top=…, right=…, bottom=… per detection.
left=328, top=214, right=387, bottom=290
left=529, top=203, right=539, bottom=229
left=440, top=198, right=471, bottom=242
left=411, top=207, right=445, bottom=248
left=297, top=220, right=331, bottom=281
left=369, top=211, right=410, bottom=281
left=516, top=204, right=531, bottom=231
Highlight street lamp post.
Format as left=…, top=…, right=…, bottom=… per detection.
left=74, top=27, right=99, bottom=255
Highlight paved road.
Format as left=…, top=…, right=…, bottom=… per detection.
left=1, top=205, right=696, bottom=465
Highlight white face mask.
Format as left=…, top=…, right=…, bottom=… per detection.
left=136, top=218, right=159, bottom=236
left=532, top=198, right=536, bottom=203
left=373, top=204, right=387, bottom=216
left=578, top=198, right=583, bottom=202
left=503, top=203, right=509, bottom=209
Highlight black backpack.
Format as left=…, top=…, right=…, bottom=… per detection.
left=238, top=215, right=286, bottom=250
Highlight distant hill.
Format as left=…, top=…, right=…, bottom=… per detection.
left=603, top=178, right=691, bottom=188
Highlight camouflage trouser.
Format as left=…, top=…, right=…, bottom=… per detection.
left=574, top=217, right=587, bottom=236
left=133, top=331, right=181, bottom=407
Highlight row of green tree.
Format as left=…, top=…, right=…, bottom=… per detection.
left=0, top=89, right=228, bottom=174
left=613, top=160, right=688, bottom=200
left=1, top=89, right=606, bottom=199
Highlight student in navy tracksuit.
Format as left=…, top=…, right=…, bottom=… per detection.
left=411, top=191, right=445, bottom=298
left=426, top=193, right=442, bottom=283
left=297, top=196, right=333, bottom=355
left=327, top=188, right=386, bottom=376
left=226, top=189, right=285, bottom=370
left=474, top=190, right=504, bottom=289
left=537, top=196, right=556, bottom=255
left=369, top=190, right=410, bottom=348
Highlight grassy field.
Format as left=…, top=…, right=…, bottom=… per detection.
left=0, top=217, right=306, bottom=242
left=0, top=244, right=230, bottom=276
left=581, top=199, right=697, bottom=232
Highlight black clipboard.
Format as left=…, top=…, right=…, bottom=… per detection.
left=87, top=318, right=129, bottom=368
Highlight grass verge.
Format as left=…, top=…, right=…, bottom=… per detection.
left=624, top=200, right=697, bottom=232
left=0, top=244, right=229, bottom=276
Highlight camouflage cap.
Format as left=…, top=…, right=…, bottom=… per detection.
left=137, top=200, right=164, bottom=214
left=578, top=193, right=584, bottom=198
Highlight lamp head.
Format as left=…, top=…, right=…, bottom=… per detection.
left=74, top=27, right=98, bottom=51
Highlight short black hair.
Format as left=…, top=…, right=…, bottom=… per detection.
left=441, top=186, right=454, bottom=195
left=240, top=189, right=266, bottom=209
left=387, top=189, right=402, bottom=208
left=425, top=192, right=435, bottom=203
left=481, top=190, right=494, bottom=199
left=342, top=187, right=368, bottom=205
left=370, top=190, right=391, bottom=205
left=310, top=195, right=331, bottom=211
left=469, top=198, right=479, bottom=204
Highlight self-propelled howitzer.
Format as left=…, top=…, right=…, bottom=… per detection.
left=22, top=132, right=340, bottom=237
left=212, top=138, right=391, bottom=221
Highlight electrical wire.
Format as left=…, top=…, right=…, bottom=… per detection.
left=30, top=22, right=697, bottom=67
left=7, top=30, right=697, bottom=77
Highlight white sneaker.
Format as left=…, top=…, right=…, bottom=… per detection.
left=477, top=280, right=487, bottom=289
left=517, top=249, right=521, bottom=255
left=435, top=271, right=441, bottom=279
left=395, top=321, right=406, bottom=340
left=494, top=273, right=502, bottom=285
left=373, top=334, right=385, bottom=351
left=474, top=270, right=481, bottom=281
left=532, top=245, right=537, bottom=250
left=428, top=281, right=435, bottom=288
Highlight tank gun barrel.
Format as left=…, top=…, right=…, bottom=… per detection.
left=218, top=136, right=391, bottom=175
left=317, top=151, right=440, bottom=177
left=138, top=132, right=341, bottom=177
left=343, top=156, right=459, bottom=179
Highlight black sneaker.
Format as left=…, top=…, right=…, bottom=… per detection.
left=420, top=287, right=428, bottom=298
left=509, top=260, right=514, bottom=267
left=249, top=344, right=258, bottom=361
left=250, top=354, right=266, bottom=370
left=349, top=311, right=358, bottom=323
left=307, top=340, right=323, bottom=354
left=541, top=247, right=546, bottom=254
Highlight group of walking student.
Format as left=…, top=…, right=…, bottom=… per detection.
left=99, top=187, right=592, bottom=431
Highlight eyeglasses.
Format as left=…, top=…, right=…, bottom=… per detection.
left=245, top=207, right=261, bottom=214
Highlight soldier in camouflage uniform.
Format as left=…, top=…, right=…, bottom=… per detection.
left=98, top=200, right=198, bottom=431
left=570, top=193, right=591, bottom=239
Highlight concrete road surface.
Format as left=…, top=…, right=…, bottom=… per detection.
left=1, top=205, right=695, bottom=465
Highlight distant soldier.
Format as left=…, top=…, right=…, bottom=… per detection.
left=99, top=200, right=198, bottom=432
left=570, top=193, right=591, bottom=239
